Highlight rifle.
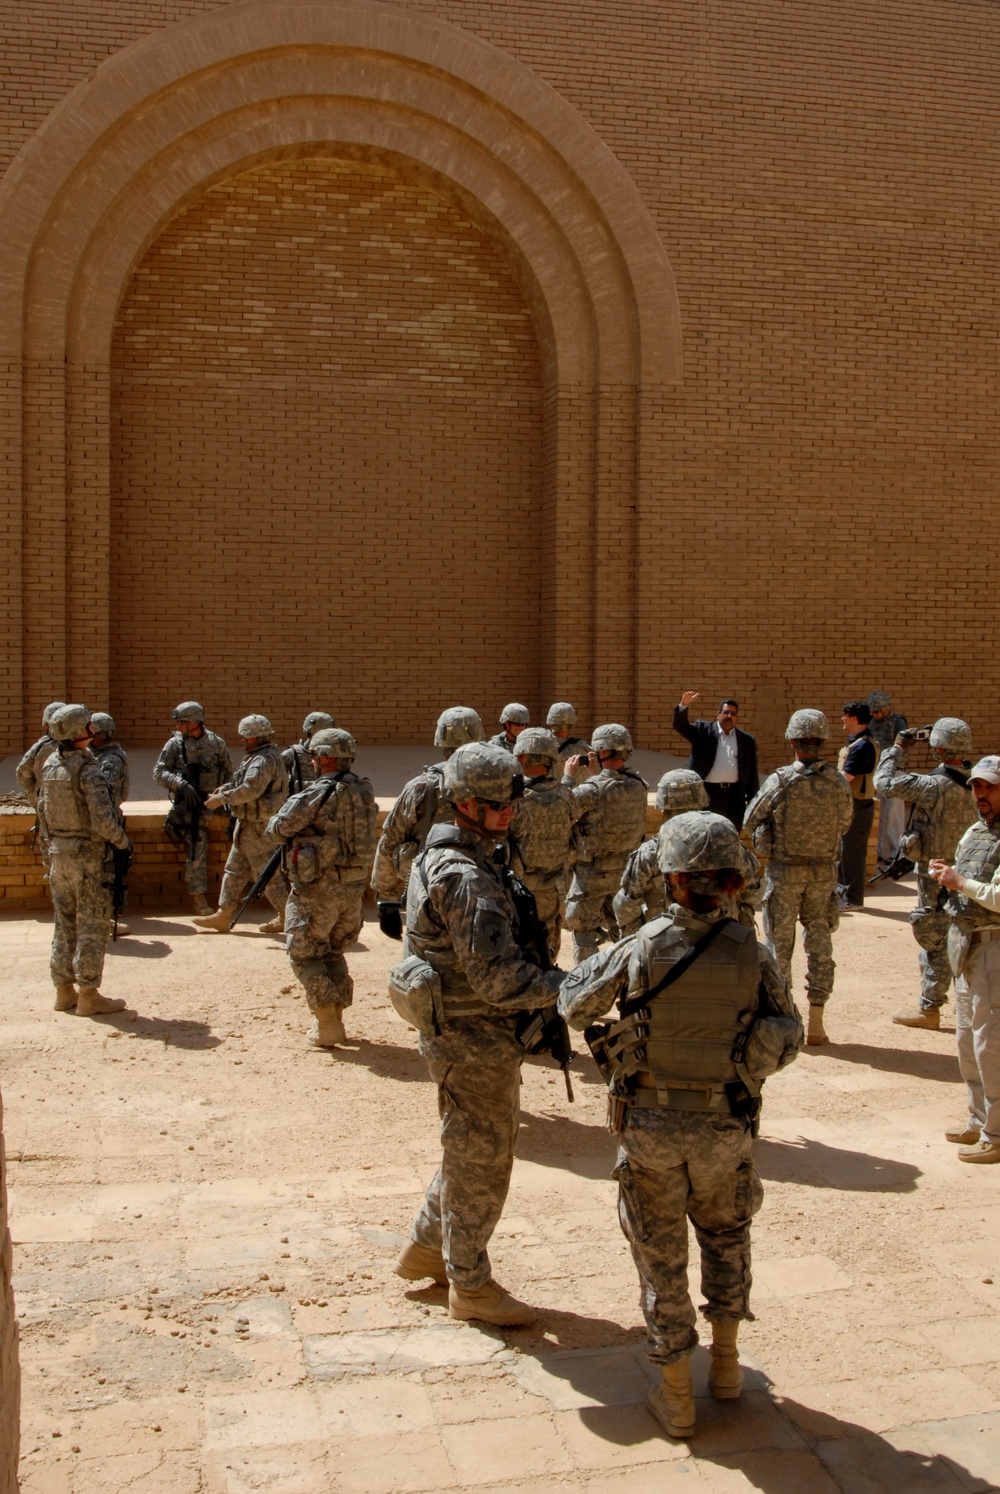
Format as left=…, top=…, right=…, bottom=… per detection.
left=164, top=746, right=206, bottom=862
left=497, top=861, right=575, bottom=1101
left=229, top=848, right=283, bottom=930
left=868, top=852, right=915, bottom=885
left=111, top=840, right=133, bottom=942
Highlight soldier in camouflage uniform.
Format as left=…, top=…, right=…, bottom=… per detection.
left=193, top=714, right=289, bottom=933
left=393, top=743, right=566, bottom=1325
left=39, top=705, right=132, bottom=1017
left=559, top=812, right=801, bottom=1439
left=743, top=710, right=853, bottom=1047
left=874, top=718, right=976, bottom=1029
left=89, top=713, right=130, bottom=808
left=930, top=757, right=1000, bottom=1163
left=547, top=702, right=592, bottom=786
left=268, top=729, right=377, bottom=1049
left=283, top=711, right=336, bottom=796
left=563, top=724, right=648, bottom=963
left=868, top=690, right=909, bottom=868
left=489, top=703, right=530, bottom=752
left=371, top=707, right=483, bottom=902
left=508, top=727, right=581, bottom=958
left=16, top=701, right=66, bottom=805
left=154, top=702, right=233, bottom=915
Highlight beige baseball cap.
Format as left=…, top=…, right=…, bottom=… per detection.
left=969, top=756, right=1000, bottom=785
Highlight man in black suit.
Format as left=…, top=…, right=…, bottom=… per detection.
left=671, top=691, right=759, bottom=830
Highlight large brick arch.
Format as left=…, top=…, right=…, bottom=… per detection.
left=0, top=0, right=681, bottom=748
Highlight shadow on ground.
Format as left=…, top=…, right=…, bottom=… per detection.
left=821, top=1041, right=961, bottom=1084
left=754, top=1135, right=920, bottom=1192
left=517, top=1108, right=616, bottom=1178
left=100, top=1011, right=221, bottom=1049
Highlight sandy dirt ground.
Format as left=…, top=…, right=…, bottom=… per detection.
left=2, top=878, right=999, bottom=1493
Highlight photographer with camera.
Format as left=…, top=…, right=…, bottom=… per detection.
left=874, top=718, right=976, bottom=1029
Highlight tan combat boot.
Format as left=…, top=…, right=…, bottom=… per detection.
left=448, top=1280, right=536, bottom=1326
left=647, top=1355, right=695, bottom=1439
left=394, top=1241, right=448, bottom=1286
left=708, top=1320, right=742, bottom=1399
left=308, top=1007, right=347, bottom=1048
left=54, top=984, right=78, bottom=1012
left=192, top=894, right=213, bottom=916
left=192, top=905, right=237, bottom=933
left=893, top=1007, right=940, bottom=1030
left=259, top=914, right=285, bottom=935
left=77, top=987, right=126, bottom=1016
left=807, top=1005, right=827, bottom=1045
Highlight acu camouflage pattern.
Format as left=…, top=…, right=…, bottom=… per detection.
left=372, top=764, right=452, bottom=900
left=743, top=761, right=854, bottom=1008
left=154, top=728, right=234, bottom=896
left=216, top=742, right=289, bottom=913
left=268, top=770, right=377, bottom=1013
left=613, top=837, right=760, bottom=937
left=947, top=819, right=1000, bottom=977
left=16, top=736, right=59, bottom=806
left=404, top=822, right=564, bottom=1289
left=40, top=746, right=130, bottom=989
left=283, top=741, right=319, bottom=796
left=564, top=766, right=648, bottom=961
left=508, top=774, right=582, bottom=957
left=91, top=741, right=129, bottom=807
left=875, top=746, right=977, bottom=1006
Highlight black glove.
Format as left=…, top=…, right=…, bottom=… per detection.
left=175, top=781, right=201, bottom=811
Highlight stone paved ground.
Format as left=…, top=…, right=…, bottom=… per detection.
left=2, top=879, right=999, bottom=1492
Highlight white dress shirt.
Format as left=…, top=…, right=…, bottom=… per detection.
left=705, top=722, right=739, bottom=784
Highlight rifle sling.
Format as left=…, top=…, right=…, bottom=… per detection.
left=618, top=917, right=732, bottom=1019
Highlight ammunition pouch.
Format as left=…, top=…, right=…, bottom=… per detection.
left=289, top=842, right=320, bottom=886
left=387, top=954, right=445, bottom=1036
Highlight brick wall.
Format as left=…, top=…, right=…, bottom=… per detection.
left=0, top=1079, right=19, bottom=1493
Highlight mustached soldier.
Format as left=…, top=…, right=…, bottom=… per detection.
left=268, top=728, right=377, bottom=1049
left=875, top=718, right=976, bottom=1030
left=743, top=710, right=853, bottom=1048
left=283, top=711, right=336, bottom=797
left=394, top=742, right=566, bottom=1325
left=40, top=705, right=132, bottom=1017
left=563, top=723, right=648, bottom=963
left=509, top=727, right=582, bottom=959
left=154, top=702, right=233, bottom=915
left=194, top=714, right=289, bottom=933
left=489, top=703, right=530, bottom=752
left=371, top=706, right=483, bottom=902
left=559, top=812, right=801, bottom=1440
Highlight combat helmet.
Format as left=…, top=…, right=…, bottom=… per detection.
left=42, top=701, right=66, bottom=728
left=785, top=709, right=830, bottom=741
left=655, top=768, right=709, bottom=817
left=930, top=717, right=973, bottom=757
left=172, top=701, right=205, bottom=724
left=546, top=702, right=577, bottom=730
left=499, top=703, right=530, bottom=726
left=867, top=691, right=893, bottom=713
left=591, top=723, right=633, bottom=758
left=238, top=714, right=275, bottom=741
left=90, top=712, right=116, bottom=740
left=657, top=811, right=744, bottom=875
left=309, top=727, right=357, bottom=762
left=302, top=711, right=335, bottom=737
left=515, top=727, right=560, bottom=765
left=49, top=704, right=92, bottom=743
left=443, top=742, right=524, bottom=804
left=434, top=706, right=484, bottom=753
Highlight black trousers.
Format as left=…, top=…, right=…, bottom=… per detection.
left=840, top=797, right=875, bottom=906
left=705, top=781, right=745, bottom=830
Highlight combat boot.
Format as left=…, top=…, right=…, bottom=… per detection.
left=192, top=894, right=213, bottom=916
left=394, top=1241, right=448, bottom=1286
left=259, top=914, right=285, bottom=935
left=708, top=1320, right=742, bottom=1399
left=448, top=1280, right=536, bottom=1326
left=807, top=1005, right=827, bottom=1046
left=647, top=1355, right=695, bottom=1439
left=53, top=984, right=77, bottom=1012
left=308, top=1007, right=347, bottom=1048
left=192, top=905, right=237, bottom=932
left=893, top=1007, right=940, bottom=1030
left=77, top=987, right=126, bottom=1017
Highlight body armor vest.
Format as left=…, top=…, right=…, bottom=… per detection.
left=41, top=749, right=94, bottom=838
left=950, top=820, right=1000, bottom=934
left=284, top=742, right=317, bottom=797
left=404, top=828, right=494, bottom=1018
left=230, top=744, right=288, bottom=821
left=574, top=770, right=647, bottom=867
left=510, top=779, right=576, bottom=880
left=290, top=773, right=377, bottom=875
left=769, top=762, right=847, bottom=863
left=93, top=743, right=129, bottom=804
left=907, top=766, right=975, bottom=865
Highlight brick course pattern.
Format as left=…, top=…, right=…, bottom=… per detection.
left=0, top=1080, right=19, bottom=1493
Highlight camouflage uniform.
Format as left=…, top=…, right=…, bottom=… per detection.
left=405, top=822, right=564, bottom=1289
left=216, top=744, right=289, bottom=915
left=283, top=713, right=336, bottom=796
left=559, top=902, right=798, bottom=1364
left=372, top=764, right=451, bottom=901
left=614, top=837, right=760, bottom=935
left=489, top=731, right=519, bottom=752
left=868, top=695, right=909, bottom=864
left=154, top=728, right=233, bottom=896
left=875, top=745, right=975, bottom=1009
left=40, top=745, right=130, bottom=989
left=564, top=765, right=648, bottom=963
left=744, top=760, right=853, bottom=1009
left=91, top=741, right=129, bottom=808
left=508, top=773, right=581, bottom=958
left=947, top=816, right=1000, bottom=1143
left=16, top=735, right=59, bottom=806
left=268, top=768, right=377, bottom=1015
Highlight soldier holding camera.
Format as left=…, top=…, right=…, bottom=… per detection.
left=874, top=718, right=976, bottom=1029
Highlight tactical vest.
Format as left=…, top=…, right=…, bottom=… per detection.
left=284, top=742, right=317, bottom=797
left=603, top=916, right=760, bottom=1112
left=838, top=737, right=880, bottom=800
left=769, top=762, right=848, bottom=863
left=951, top=820, right=1000, bottom=934
left=904, top=766, right=975, bottom=865
left=41, top=749, right=95, bottom=838
left=404, top=829, right=497, bottom=1018
left=511, top=779, right=577, bottom=879
left=230, top=744, right=288, bottom=821
left=93, top=743, right=129, bottom=804
left=574, top=769, right=648, bottom=867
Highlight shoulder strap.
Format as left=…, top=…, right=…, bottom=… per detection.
left=620, top=917, right=733, bottom=1018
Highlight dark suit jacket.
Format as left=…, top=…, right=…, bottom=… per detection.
left=671, top=706, right=760, bottom=807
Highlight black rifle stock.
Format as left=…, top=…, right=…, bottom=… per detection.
left=111, top=837, right=133, bottom=942
left=229, top=847, right=283, bottom=930
left=498, top=862, right=575, bottom=1101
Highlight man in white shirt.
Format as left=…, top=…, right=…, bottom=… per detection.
left=672, top=692, right=759, bottom=830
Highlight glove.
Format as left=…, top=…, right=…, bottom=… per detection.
left=175, top=781, right=201, bottom=811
